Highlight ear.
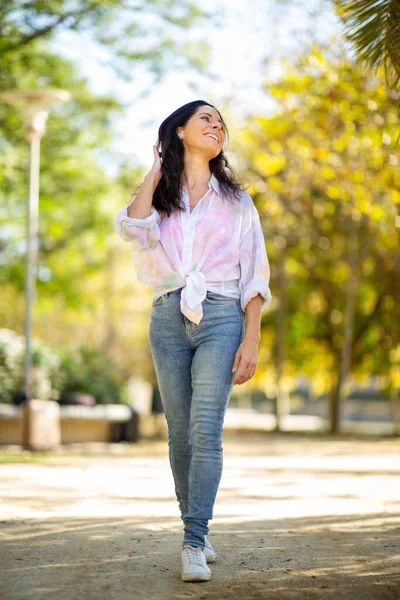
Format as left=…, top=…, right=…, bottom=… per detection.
left=177, top=128, right=183, bottom=140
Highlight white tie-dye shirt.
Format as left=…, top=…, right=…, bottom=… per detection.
left=113, top=173, right=272, bottom=324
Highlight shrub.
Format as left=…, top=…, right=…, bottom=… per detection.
left=0, top=329, right=124, bottom=405
left=55, top=344, right=124, bottom=405
left=0, top=328, right=61, bottom=402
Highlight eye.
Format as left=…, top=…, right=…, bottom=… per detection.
left=201, top=115, right=210, bottom=120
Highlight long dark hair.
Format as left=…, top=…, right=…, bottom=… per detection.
left=135, top=100, right=245, bottom=218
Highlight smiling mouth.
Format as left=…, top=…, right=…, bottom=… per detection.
left=204, top=134, right=219, bottom=144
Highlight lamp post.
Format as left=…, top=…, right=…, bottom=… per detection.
left=0, top=89, right=70, bottom=449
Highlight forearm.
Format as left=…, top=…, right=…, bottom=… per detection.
left=244, top=293, right=262, bottom=343
left=127, top=170, right=161, bottom=219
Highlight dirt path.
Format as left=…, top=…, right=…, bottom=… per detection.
left=0, top=432, right=399, bottom=600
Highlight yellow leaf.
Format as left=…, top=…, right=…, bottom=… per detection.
left=326, top=185, right=342, bottom=200
left=254, top=154, right=286, bottom=177
left=371, top=204, right=384, bottom=221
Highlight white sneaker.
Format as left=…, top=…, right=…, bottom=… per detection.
left=181, top=545, right=211, bottom=582
left=203, top=535, right=217, bottom=563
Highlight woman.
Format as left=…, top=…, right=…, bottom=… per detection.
left=114, top=100, right=272, bottom=583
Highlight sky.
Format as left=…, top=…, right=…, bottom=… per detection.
left=51, top=0, right=343, bottom=174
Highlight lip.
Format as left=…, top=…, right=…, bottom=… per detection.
left=204, top=133, right=219, bottom=144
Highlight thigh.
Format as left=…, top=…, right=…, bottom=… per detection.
left=189, top=300, right=244, bottom=445
left=149, top=293, right=194, bottom=429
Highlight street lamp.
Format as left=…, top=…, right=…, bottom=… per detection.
left=0, top=88, right=70, bottom=449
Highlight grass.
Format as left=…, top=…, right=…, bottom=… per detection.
left=0, top=451, right=60, bottom=464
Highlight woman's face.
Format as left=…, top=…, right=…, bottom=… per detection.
left=177, top=105, right=225, bottom=159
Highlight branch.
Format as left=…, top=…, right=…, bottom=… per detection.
left=0, top=6, right=98, bottom=56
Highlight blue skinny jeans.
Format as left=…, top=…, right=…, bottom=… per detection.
left=148, top=287, right=245, bottom=549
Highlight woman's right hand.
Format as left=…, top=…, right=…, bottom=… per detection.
left=149, top=145, right=162, bottom=180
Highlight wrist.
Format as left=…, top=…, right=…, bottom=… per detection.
left=244, top=331, right=260, bottom=344
left=145, top=170, right=162, bottom=188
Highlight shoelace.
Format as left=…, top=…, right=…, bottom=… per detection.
left=184, top=546, right=205, bottom=566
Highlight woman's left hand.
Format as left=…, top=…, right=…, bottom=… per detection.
left=232, top=336, right=259, bottom=385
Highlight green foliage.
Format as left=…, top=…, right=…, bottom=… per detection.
left=0, top=0, right=211, bottom=82
left=56, top=344, right=124, bottom=404
left=0, top=38, right=123, bottom=306
left=335, top=0, right=400, bottom=89
left=0, top=328, right=62, bottom=402
left=236, top=43, right=400, bottom=392
left=0, top=328, right=125, bottom=404
left=0, top=329, right=24, bottom=403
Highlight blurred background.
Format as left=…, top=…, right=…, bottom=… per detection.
left=1, top=0, right=400, bottom=446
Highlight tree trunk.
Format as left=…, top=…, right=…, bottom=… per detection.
left=274, top=251, right=288, bottom=432
left=329, top=217, right=359, bottom=434
left=102, top=244, right=117, bottom=355
left=390, top=386, right=400, bottom=436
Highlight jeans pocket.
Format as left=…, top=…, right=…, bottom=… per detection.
left=204, top=291, right=238, bottom=305
left=152, top=294, right=166, bottom=307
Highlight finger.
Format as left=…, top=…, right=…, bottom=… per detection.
left=245, top=365, right=257, bottom=383
left=233, top=365, right=246, bottom=385
left=245, top=363, right=256, bottom=380
left=242, top=366, right=255, bottom=384
left=232, top=351, right=241, bottom=373
left=245, top=363, right=255, bottom=377
left=235, top=362, right=254, bottom=385
left=153, top=145, right=161, bottom=160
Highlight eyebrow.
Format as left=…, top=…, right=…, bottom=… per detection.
left=199, top=111, right=223, bottom=124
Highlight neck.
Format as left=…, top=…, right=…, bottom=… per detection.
left=182, top=153, right=211, bottom=189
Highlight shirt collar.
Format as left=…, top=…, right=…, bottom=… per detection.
left=209, top=173, right=222, bottom=196
left=182, top=173, right=222, bottom=198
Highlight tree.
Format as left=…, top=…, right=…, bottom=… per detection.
left=233, top=43, right=400, bottom=433
left=0, top=0, right=211, bottom=82
left=0, top=41, right=122, bottom=298
left=335, top=0, right=400, bottom=90
left=0, top=0, right=215, bottom=382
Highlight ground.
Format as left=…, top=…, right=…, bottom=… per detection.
left=0, top=431, right=399, bottom=600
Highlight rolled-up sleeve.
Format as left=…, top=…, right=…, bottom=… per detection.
left=239, top=198, right=272, bottom=313
left=113, top=199, right=161, bottom=250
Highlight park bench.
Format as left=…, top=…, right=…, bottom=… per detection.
left=0, top=401, right=137, bottom=447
